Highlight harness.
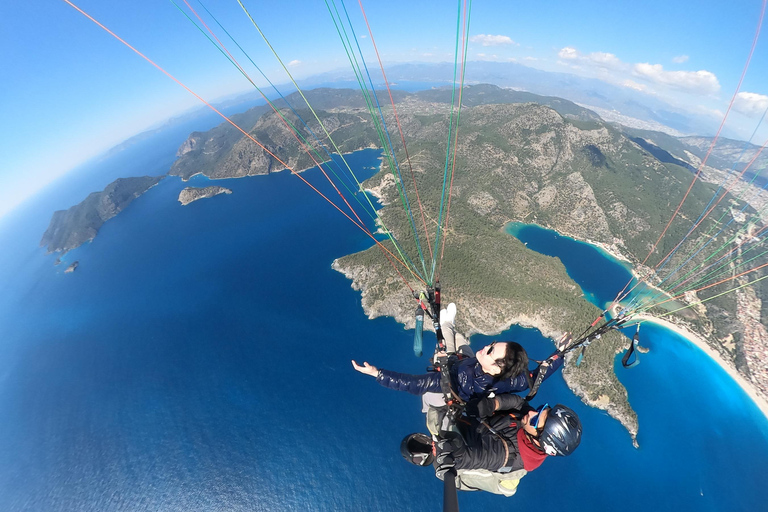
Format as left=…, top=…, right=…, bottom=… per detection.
left=414, top=283, right=445, bottom=350
left=433, top=354, right=467, bottom=431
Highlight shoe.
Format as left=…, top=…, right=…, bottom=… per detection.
left=440, top=303, right=457, bottom=326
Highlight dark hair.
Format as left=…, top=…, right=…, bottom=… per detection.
left=498, top=341, right=529, bottom=380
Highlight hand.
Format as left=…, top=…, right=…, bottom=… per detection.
left=434, top=450, right=455, bottom=479
left=432, top=350, right=447, bottom=364
left=556, top=332, right=573, bottom=353
left=464, top=397, right=496, bottom=419
left=351, top=360, right=379, bottom=377
left=435, top=461, right=455, bottom=480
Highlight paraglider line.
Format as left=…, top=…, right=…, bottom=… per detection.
left=356, top=0, right=435, bottom=263
left=60, top=0, right=424, bottom=291
left=438, top=0, right=471, bottom=282
left=640, top=0, right=766, bottom=269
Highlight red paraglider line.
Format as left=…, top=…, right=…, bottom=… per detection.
left=357, top=0, right=434, bottom=262
left=179, top=0, right=372, bottom=237
left=641, top=0, right=767, bottom=268
left=61, top=0, right=424, bottom=291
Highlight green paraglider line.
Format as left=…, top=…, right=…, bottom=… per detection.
left=645, top=175, right=768, bottom=304
left=170, top=0, right=374, bottom=228
left=192, top=0, right=364, bottom=195
left=328, top=0, right=431, bottom=282
left=349, top=0, right=436, bottom=276
left=59, top=0, right=426, bottom=292
left=237, top=0, right=428, bottom=284
left=432, top=0, right=471, bottom=283
left=656, top=272, right=768, bottom=318
left=436, top=0, right=472, bottom=283
left=325, top=0, right=431, bottom=283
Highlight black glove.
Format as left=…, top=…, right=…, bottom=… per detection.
left=434, top=434, right=464, bottom=479
left=434, top=451, right=455, bottom=480
left=464, top=397, right=496, bottom=419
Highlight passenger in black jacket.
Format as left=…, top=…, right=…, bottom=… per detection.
left=401, top=395, right=582, bottom=477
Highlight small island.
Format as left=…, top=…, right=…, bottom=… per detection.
left=64, top=261, right=79, bottom=273
left=178, top=186, right=232, bottom=205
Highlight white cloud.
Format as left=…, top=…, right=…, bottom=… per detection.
left=633, top=63, right=720, bottom=95
left=558, top=47, right=579, bottom=60
left=287, top=60, right=301, bottom=67
left=557, top=47, right=622, bottom=69
left=476, top=53, right=505, bottom=61
left=589, top=52, right=621, bottom=67
left=672, top=55, right=689, bottom=64
left=622, top=80, right=647, bottom=92
left=470, top=34, right=516, bottom=47
left=553, top=46, right=721, bottom=101
left=691, top=104, right=725, bottom=119
left=733, top=92, right=768, bottom=117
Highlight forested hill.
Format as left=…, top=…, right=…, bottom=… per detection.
left=162, top=84, right=768, bottom=439
left=168, top=85, right=600, bottom=181
left=40, top=176, right=163, bottom=254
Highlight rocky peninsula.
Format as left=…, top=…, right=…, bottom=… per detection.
left=178, top=186, right=232, bottom=205
left=40, top=176, right=163, bottom=254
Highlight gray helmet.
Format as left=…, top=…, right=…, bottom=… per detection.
left=539, top=404, right=582, bottom=456
left=400, top=433, right=435, bottom=466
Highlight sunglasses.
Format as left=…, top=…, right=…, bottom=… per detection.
left=486, top=342, right=506, bottom=369
left=530, top=403, right=550, bottom=430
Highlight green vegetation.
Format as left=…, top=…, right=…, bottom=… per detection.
left=161, top=84, right=766, bottom=438
left=40, top=176, right=163, bottom=254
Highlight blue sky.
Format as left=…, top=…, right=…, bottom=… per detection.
left=1, top=0, right=767, bottom=219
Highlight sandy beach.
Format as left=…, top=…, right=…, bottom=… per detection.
left=637, top=314, right=768, bottom=421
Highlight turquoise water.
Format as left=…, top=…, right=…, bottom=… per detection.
left=0, top=121, right=767, bottom=511
left=504, top=221, right=768, bottom=510
left=506, top=221, right=636, bottom=309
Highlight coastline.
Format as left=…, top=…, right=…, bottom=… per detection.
left=637, top=314, right=768, bottom=421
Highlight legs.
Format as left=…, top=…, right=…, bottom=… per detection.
left=422, top=303, right=470, bottom=435
left=440, top=303, right=469, bottom=354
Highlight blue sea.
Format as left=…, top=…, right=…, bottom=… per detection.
left=1, top=118, right=767, bottom=512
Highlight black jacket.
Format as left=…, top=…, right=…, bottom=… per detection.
left=437, top=394, right=533, bottom=472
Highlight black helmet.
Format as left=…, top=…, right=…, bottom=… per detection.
left=400, top=433, right=435, bottom=466
left=539, top=404, right=582, bottom=456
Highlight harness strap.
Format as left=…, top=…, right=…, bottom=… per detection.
left=621, top=323, right=641, bottom=368
left=524, top=364, right=548, bottom=402
left=431, top=283, right=445, bottom=348
left=435, top=355, right=465, bottom=431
